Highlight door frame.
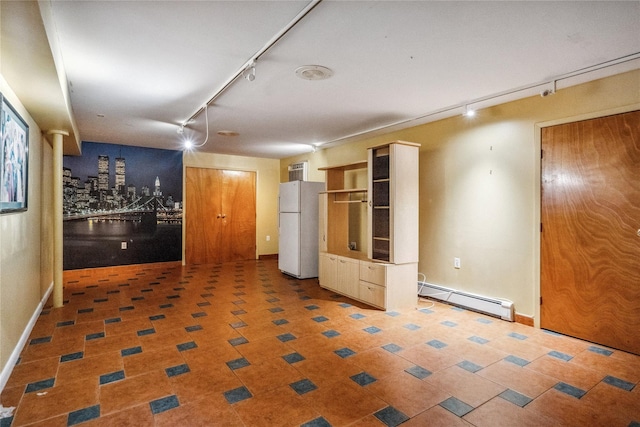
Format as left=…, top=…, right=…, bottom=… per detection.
left=533, top=102, right=640, bottom=328
left=182, top=165, right=259, bottom=264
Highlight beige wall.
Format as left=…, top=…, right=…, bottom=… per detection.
left=281, top=69, right=640, bottom=325
left=183, top=151, right=281, bottom=258
left=0, top=74, right=53, bottom=370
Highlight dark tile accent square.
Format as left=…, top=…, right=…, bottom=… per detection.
left=121, top=346, right=142, bottom=357
left=403, top=323, right=420, bottom=331
left=25, top=378, right=55, bottom=393
left=499, top=389, right=532, bottom=407
left=468, top=336, right=489, bottom=345
left=30, top=336, right=52, bottom=345
left=185, top=325, right=203, bottom=332
left=104, top=317, right=121, bottom=324
left=232, top=300, right=246, bottom=305
left=85, top=332, right=105, bottom=341
left=231, top=309, right=246, bottom=315
left=458, top=360, right=483, bottom=373
left=273, top=318, right=289, bottom=326
left=191, top=312, right=207, bottom=318
left=504, top=355, right=530, bottom=367
left=137, top=328, right=156, bottom=337
left=230, top=321, right=248, bottom=329
left=374, top=406, right=410, bottom=427
left=67, top=404, right=100, bottom=426
left=363, top=326, right=382, bottom=334
left=119, top=306, right=134, bottom=312
left=554, top=382, right=586, bottom=399
left=419, top=308, right=434, bottom=314
left=226, top=358, right=251, bottom=371
left=385, top=311, right=401, bottom=317
left=290, top=378, right=318, bottom=395
left=78, top=308, right=94, bottom=314
left=197, top=301, right=211, bottom=307
left=588, top=346, right=613, bottom=356
left=322, top=330, right=340, bottom=338
left=224, top=386, right=252, bottom=404
left=301, top=417, right=332, bottom=427
left=350, top=371, right=377, bottom=386
left=56, top=320, right=75, bottom=327
left=335, top=348, right=356, bottom=359
left=405, top=365, right=432, bottom=380
left=94, top=298, right=108, bottom=303
left=283, top=352, right=305, bottom=364
left=100, top=370, right=125, bottom=385
left=176, top=341, right=197, bottom=352
left=312, top=316, right=329, bottom=323
left=165, top=364, right=190, bottom=377
left=451, top=306, right=465, bottom=312
left=159, top=303, right=173, bottom=309
left=305, top=305, right=320, bottom=311
left=441, top=320, right=458, bottom=327
left=228, top=337, right=249, bottom=346
left=350, top=313, right=365, bottom=319
left=339, top=303, right=352, bottom=308
left=277, top=333, right=297, bottom=343
left=382, top=343, right=403, bottom=353
left=628, top=421, right=640, bottom=427
left=61, top=351, right=84, bottom=363
left=548, top=350, right=573, bottom=361
left=149, top=314, right=166, bottom=321
left=299, top=295, right=312, bottom=301
left=106, top=290, right=119, bottom=294
left=427, top=339, right=447, bottom=349
left=508, top=332, right=528, bottom=340
left=266, top=297, right=280, bottom=303
left=167, top=295, right=180, bottom=299
left=602, top=375, right=635, bottom=391
left=131, top=296, right=145, bottom=301
left=440, top=396, right=474, bottom=417
left=201, top=293, right=214, bottom=298
left=149, top=395, right=179, bottom=414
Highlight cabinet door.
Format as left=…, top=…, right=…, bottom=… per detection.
left=368, top=146, right=391, bottom=261
left=337, top=256, right=359, bottom=296
left=359, top=281, right=385, bottom=308
left=319, top=253, right=337, bottom=291
left=360, top=261, right=387, bottom=287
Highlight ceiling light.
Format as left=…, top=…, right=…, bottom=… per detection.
left=244, top=62, right=256, bottom=82
left=464, top=105, right=476, bottom=117
left=295, top=65, right=333, bottom=81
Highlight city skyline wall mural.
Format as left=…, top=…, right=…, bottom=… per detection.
left=63, top=141, right=183, bottom=270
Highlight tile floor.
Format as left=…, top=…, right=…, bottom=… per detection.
left=1, top=259, right=639, bottom=426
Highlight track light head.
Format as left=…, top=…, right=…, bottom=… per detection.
left=244, top=62, right=256, bottom=82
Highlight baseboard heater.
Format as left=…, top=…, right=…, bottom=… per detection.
left=417, top=281, right=514, bottom=321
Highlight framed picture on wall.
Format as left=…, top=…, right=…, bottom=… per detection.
left=0, top=92, right=29, bottom=213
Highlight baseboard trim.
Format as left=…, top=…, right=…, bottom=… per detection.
left=258, top=254, right=278, bottom=260
left=515, top=312, right=534, bottom=327
left=0, top=282, right=53, bottom=393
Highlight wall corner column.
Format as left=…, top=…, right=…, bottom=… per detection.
left=48, top=130, right=69, bottom=308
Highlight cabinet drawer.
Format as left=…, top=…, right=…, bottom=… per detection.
left=359, top=262, right=387, bottom=287
left=359, top=281, right=385, bottom=308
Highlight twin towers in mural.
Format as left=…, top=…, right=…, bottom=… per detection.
left=62, top=141, right=183, bottom=270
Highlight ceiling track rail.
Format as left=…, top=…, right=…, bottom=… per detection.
left=182, top=0, right=323, bottom=127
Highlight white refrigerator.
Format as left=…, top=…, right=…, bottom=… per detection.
left=278, top=181, right=325, bottom=278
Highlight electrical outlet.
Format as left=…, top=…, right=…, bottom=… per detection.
left=121, top=241, right=127, bottom=250
left=454, top=257, right=461, bottom=269
left=266, top=235, right=270, bottom=241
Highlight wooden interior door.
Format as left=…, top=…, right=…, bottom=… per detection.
left=185, top=167, right=256, bottom=264
left=541, top=110, right=640, bottom=355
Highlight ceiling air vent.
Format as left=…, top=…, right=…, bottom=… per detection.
left=288, top=161, right=308, bottom=182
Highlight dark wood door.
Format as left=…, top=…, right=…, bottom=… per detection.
left=185, top=167, right=256, bottom=264
left=541, top=110, right=640, bottom=355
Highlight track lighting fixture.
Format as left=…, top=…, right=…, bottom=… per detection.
left=244, top=62, right=256, bottom=82
left=183, top=105, right=209, bottom=149
left=464, top=105, right=476, bottom=117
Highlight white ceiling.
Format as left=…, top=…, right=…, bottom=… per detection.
left=3, top=1, right=640, bottom=158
